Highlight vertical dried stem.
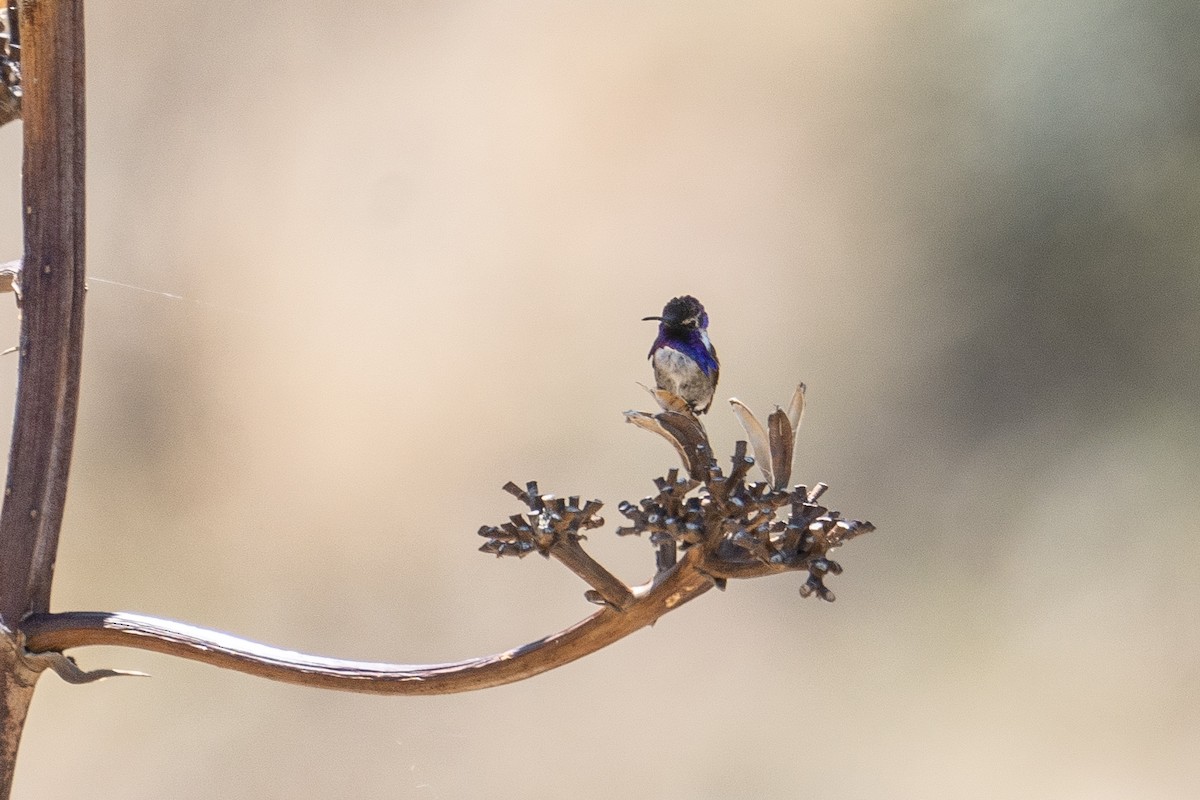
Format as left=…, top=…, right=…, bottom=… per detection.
left=0, top=0, right=87, bottom=795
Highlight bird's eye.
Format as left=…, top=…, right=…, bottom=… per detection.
left=683, top=317, right=698, bottom=328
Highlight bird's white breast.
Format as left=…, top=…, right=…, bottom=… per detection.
left=651, top=345, right=713, bottom=411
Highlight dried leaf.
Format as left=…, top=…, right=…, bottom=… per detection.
left=654, top=411, right=711, bottom=480
left=638, top=382, right=693, bottom=415
left=625, top=411, right=699, bottom=478
left=767, top=407, right=793, bottom=489
left=729, top=398, right=773, bottom=486
left=786, top=383, right=806, bottom=433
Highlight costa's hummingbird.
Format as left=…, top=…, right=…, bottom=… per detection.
left=643, top=295, right=720, bottom=414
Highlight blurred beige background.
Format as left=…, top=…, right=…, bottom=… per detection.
left=2, top=1, right=1198, bottom=797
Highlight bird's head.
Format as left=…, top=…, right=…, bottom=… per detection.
left=642, top=295, right=708, bottom=332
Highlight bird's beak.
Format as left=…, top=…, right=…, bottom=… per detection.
left=642, top=315, right=662, bottom=322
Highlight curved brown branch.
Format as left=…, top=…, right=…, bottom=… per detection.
left=22, top=549, right=717, bottom=695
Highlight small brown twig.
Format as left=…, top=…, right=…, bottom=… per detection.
left=0, top=260, right=18, bottom=300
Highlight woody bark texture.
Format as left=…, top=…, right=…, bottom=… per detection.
left=0, top=0, right=86, bottom=796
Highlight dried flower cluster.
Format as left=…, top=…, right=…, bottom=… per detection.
left=479, top=384, right=874, bottom=603
left=478, top=482, right=604, bottom=559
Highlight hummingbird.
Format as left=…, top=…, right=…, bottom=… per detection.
left=643, top=295, right=720, bottom=414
